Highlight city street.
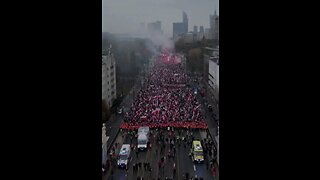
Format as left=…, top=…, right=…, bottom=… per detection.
left=103, top=128, right=216, bottom=180
left=103, top=54, right=219, bottom=180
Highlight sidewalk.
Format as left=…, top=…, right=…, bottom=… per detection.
left=105, top=77, right=142, bottom=151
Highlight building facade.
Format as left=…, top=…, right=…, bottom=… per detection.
left=193, top=26, right=198, bottom=34
left=148, top=21, right=162, bottom=34
left=182, top=32, right=195, bottom=43
left=204, top=28, right=211, bottom=39
left=173, top=22, right=185, bottom=39
left=208, top=55, right=219, bottom=103
left=203, top=46, right=219, bottom=103
left=102, top=124, right=109, bottom=166
left=210, top=10, right=219, bottom=41
left=182, top=11, right=188, bottom=33
left=198, top=26, right=204, bottom=40
left=214, top=16, right=219, bottom=42
left=102, top=46, right=117, bottom=108
left=199, top=26, right=204, bottom=34
left=173, top=11, right=189, bottom=38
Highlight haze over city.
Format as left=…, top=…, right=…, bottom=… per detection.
left=103, top=0, right=219, bottom=37
left=102, top=1, right=219, bottom=179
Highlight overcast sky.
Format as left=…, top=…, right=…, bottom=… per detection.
left=103, top=0, right=219, bottom=37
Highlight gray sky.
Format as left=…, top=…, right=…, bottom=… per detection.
left=103, top=0, right=219, bottom=37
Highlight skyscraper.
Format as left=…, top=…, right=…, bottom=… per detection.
left=173, top=22, right=185, bottom=38
left=210, top=10, right=218, bottom=40
left=214, top=16, right=219, bottom=41
left=198, top=26, right=204, bottom=40
left=193, top=26, right=198, bottom=34
left=148, top=21, right=162, bottom=34
left=183, top=11, right=188, bottom=33
left=199, top=26, right=204, bottom=34
left=173, top=11, right=189, bottom=38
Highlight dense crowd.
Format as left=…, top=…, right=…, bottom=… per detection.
left=120, top=53, right=207, bottom=130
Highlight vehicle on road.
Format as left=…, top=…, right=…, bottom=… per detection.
left=191, top=140, right=204, bottom=163
left=137, top=126, right=149, bottom=150
left=117, top=106, right=123, bottom=114
left=117, top=144, right=131, bottom=168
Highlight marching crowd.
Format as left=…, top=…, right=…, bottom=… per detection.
left=120, top=54, right=207, bottom=130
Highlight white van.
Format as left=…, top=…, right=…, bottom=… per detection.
left=117, top=144, right=131, bottom=168
left=137, top=126, right=149, bottom=150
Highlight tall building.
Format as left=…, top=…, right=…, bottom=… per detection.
left=173, top=11, right=189, bottom=38
left=183, top=11, right=188, bottom=33
left=202, top=46, right=219, bottom=130
left=214, top=16, right=219, bottom=41
left=173, top=22, right=185, bottom=39
left=199, top=26, right=204, bottom=34
left=148, top=21, right=162, bottom=34
left=210, top=10, right=219, bottom=40
left=203, top=46, right=219, bottom=112
left=193, top=26, right=198, bottom=34
left=102, top=45, right=117, bottom=108
left=102, top=124, right=109, bottom=166
left=198, top=26, right=205, bottom=40
left=204, top=28, right=210, bottom=39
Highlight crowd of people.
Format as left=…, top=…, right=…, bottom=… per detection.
left=120, top=53, right=208, bottom=130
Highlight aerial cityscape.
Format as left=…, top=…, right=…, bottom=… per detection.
left=103, top=0, right=219, bottom=179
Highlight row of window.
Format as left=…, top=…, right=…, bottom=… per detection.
left=209, top=73, right=215, bottom=80
left=103, top=92, right=116, bottom=99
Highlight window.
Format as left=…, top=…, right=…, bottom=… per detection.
left=119, top=154, right=128, bottom=160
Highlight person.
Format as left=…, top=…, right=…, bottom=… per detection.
left=133, top=163, right=136, bottom=172
left=173, top=163, right=176, bottom=177
left=125, top=165, right=128, bottom=176
left=102, top=166, right=105, bottom=174
left=144, top=162, right=147, bottom=171
left=185, top=172, right=189, bottom=180
left=212, top=165, right=217, bottom=178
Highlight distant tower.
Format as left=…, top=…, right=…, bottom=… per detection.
left=182, top=11, right=188, bottom=33
left=199, top=26, right=204, bottom=33
left=193, top=26, right=198, bottom=34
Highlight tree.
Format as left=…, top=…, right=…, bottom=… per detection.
left=102, top=100, right=110, bottom=124
left=187, top=48, right=203, bottom=73
left=174, top=38, right=186, bottom=52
